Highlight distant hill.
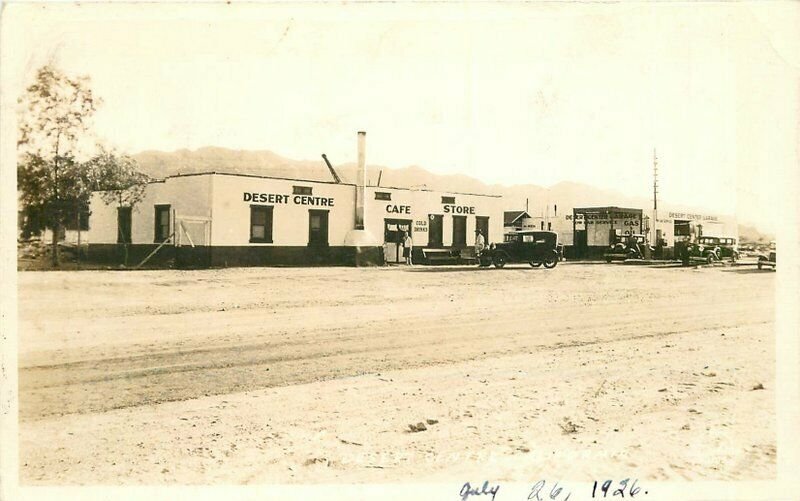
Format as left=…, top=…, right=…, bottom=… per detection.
left=737, top=223, right=774, bottom=243
left=132, top=147, right=769, bottom=235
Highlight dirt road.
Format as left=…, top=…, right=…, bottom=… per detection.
left=17, top=263, right=776, bottom=483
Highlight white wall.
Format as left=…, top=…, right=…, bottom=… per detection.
left=210, top=174, right=356, bottom=246
left=89, top=174, right=506, bottom=249
left=88, top=175, right=213, bottom=245
left=366, top=187, right=504, bottom=247
left=87, top=191, right=124, bottom=244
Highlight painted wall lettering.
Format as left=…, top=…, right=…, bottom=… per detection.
left=243, top=192, right=290, bottom=204
left=293, top=195, right=334, bottom=206
left=443, top=205, right=475, bottom=214
left=243, top=192, right=334, bottom=207
left=386, top=204, right=411, bottom=214
left=668, top=211, right=718, bottom=222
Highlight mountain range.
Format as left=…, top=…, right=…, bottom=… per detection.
left=132, top=147, right=773, bottom=242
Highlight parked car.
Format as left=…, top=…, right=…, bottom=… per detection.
left=480, top=230, right=560, bottom=269
left=604, top=233, right=653, bottom=262
left=757, top=250, right=776, bottom=270
left=678, top=239, right=722, bottom=265
left=697, top=236, right=740, bottom=261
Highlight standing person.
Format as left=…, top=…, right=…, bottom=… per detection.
left=627, top=232, right=641, bottom=258
left=402, top=230, right=414, bottom=266
left=474, top=229, right=486, bottom=257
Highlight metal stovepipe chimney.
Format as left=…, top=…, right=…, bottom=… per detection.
left=355, top=131, right=366, bottom=230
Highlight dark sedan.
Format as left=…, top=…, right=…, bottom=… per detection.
left=479, top=230, right=560, bottom=269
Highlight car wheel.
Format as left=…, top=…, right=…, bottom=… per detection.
left=706, top=253, right=716, bottom=264
left=493, top=253, right=507, bottom=269
left=605, top=257, right=612, bottom=263
left=529, top=261, right=542, bottom=268
left=543, top=255, right=558, bottom=269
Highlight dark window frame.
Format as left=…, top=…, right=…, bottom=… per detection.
left=117, top=206, right=132, bottom=244
left=375, top=192, right=392, bottom=201
left=249, top=205, right=274, bottom=243
left=65, top=209, right=91, bottom=231
left=154, top=204, right=171, bottom=243
left=293, top=186, right=313, bottom=196
left=452, top=214, right=467, bottom=247
left=308, top=209, right=330, bottom=247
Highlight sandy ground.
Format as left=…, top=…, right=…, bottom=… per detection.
left=17, top=262, right=776, bottom=484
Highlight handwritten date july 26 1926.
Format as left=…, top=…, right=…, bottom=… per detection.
left=459, top=479, right=647, bottom=500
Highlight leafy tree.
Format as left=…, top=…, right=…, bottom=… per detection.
left=17, top=64, right=149, bottom=266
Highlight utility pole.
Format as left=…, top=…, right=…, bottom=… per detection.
left=653, top=148, right=659, bottom=247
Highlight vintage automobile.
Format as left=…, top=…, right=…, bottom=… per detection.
left=697, top=236, right=740, bottom=261
left=479, top=230, right=560, bottom=269
left=604, top=233, right=653, bottom=262
left=678, top=239, right=723, bottom=265
left=757, top=250, right=776, bottom=270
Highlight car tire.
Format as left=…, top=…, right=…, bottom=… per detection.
left=543, top=255, right=558, bottom=269
left=706, top=253, right=716, bottom=264
left=493, top=253, right=507, bottom=269
left=530, top=261, right=542, bottom=268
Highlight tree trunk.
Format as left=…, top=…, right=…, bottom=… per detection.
left=51, top=221, right=61, bottom=267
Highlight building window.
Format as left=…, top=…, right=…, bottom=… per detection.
left=154, top=205, right=171, bottom=242
left=547, top=222, right=552, bottom=231
left=117, top=207, right=132, bottom=244
left=441, top=196, right=455, bottom=204
left=375, top=192, right=391, bottom=201
left=65, top=209, right=90, bottom=231
left=293, top=186, right=313, bottom=196
left=250, top=205, right=274, bottom=243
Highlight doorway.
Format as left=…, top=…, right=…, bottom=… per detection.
left=308, top=210, right=329, bottom=247
left=452, top=215, right=467, bottom=248
left=428, top=214, right=443, bottom=248
left=575, top=229, right=588, bottom=257
left=384, top=218, right=411, bottom=263
left=475, top=216, right=489, bottom=244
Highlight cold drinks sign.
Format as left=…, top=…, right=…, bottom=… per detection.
left=243, top=192, right=335, bottom=207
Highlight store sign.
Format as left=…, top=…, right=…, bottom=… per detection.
left=566, top=211, right=640, bottom=221
left=565, top=212, right=641, bottom=227
left=243, top=192, right=335, bottom=207
left=386, top=204, right=411, bottom=214
left=443, top=204, right=476, bottom=214
left=668, top=212, right=718, bottom=222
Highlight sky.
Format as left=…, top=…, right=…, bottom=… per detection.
left=3, top=2, right=798, bottom=233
